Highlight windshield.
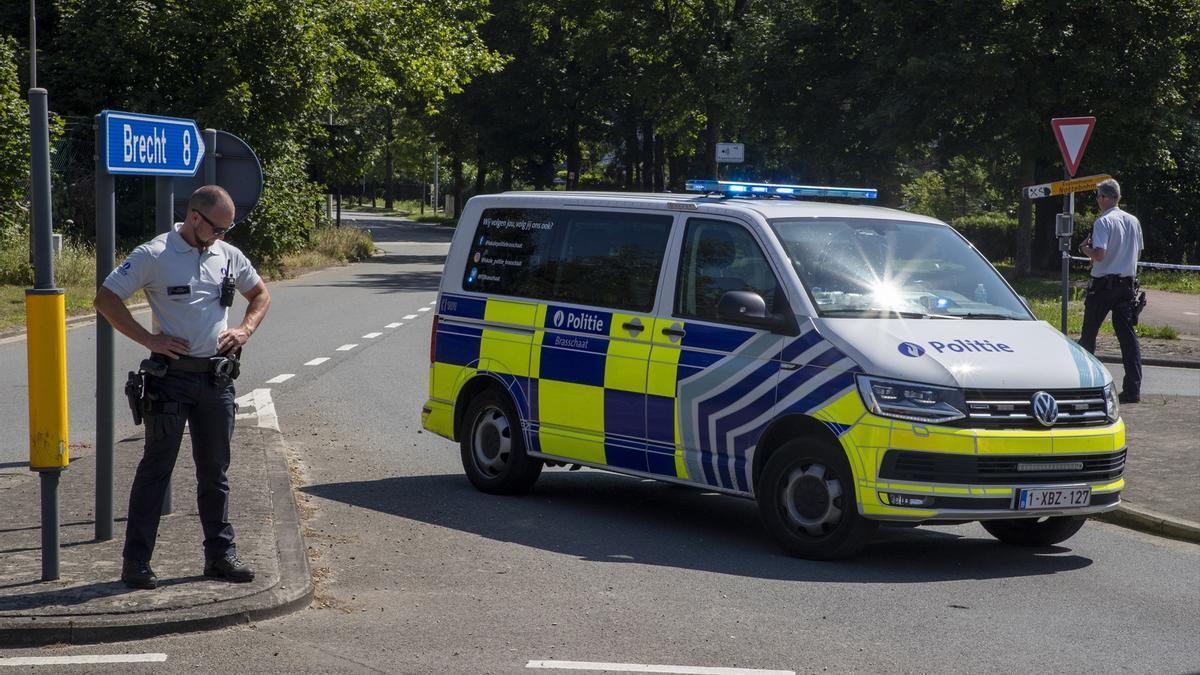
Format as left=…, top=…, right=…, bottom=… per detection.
left=769, top=217, right=1032, bottom=320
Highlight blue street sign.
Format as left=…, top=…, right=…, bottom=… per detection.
left=101, top=110, right=205, bottom=176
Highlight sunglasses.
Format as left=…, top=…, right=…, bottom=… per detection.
left=192, top=209, right=231, bottom=236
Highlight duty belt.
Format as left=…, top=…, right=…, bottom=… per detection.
left=152, top=354, right=216, bottom=372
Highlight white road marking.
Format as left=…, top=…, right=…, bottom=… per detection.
left=1184, top=311, right=1198, bottom=316
left=385, top=323, right=403, bottom=328
left=362, top=332, right=382, bottom=339
left=266, top=373, right=294, bottom=384
left=304, top=357, right=329, bottom=366
left=526, top=662, right=793, bottom=675
left=417, top=307, right=431, bottom=312
left=336, top=344, right=358, bottom=351
left=234, top=388, right=279, bottom=431
left=0, top=653, right=168, bottom=666
left=403, top=314, right=418, bottom=320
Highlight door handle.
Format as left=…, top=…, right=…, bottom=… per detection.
left=622, top=319, right=644, bottom=333
left=661, top=326, right=686, bottom=339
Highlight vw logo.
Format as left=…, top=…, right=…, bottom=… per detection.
left=1031, top=391, right=1059, bottom=427
left=897, top=342, right=925, bottom=358
left=552, top=310, right=565, bottom=327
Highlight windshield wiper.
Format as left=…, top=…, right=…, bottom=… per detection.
left=954, top=312, right=1021, bottom=320
left=821, top=308, right=953, bottom=319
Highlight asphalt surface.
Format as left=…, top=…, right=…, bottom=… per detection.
left=1, top=214, right=1197, bottom=673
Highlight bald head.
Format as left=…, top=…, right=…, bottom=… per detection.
left=188, top=185, right=234, bottom=215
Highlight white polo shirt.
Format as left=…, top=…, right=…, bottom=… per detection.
left=1090, top=206, right=1143, bottom=278
left=103, top=223, right=261, bottom=357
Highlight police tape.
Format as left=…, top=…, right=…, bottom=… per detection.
left=1069, top=256, right=1200, bottom=271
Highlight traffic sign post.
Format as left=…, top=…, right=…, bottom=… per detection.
left=1050, top=116, right=1097, bottom=335
left=715, top=142, right=744, bottom=180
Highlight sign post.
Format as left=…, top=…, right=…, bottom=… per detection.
left=1050, top=116, right=1097, bottom=335
left=94, top=110, right=204, bottom=540
left=715, top=142, right=744, bottom=181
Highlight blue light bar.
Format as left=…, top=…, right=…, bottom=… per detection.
left=685, top=179, right=877, bottom=200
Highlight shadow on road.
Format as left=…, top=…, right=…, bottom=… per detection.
left=302, top=470, right=1093, bottom=583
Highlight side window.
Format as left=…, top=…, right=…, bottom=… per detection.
left=463, top=208, right=672, bottom=312
left=675, top=218, right=780, bottom=321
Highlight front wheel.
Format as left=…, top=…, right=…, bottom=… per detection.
left=981, top=515, right=1087, bottom=547
left=757, top=437, right=878, bottom=560
left=460, top=388, right=542, bottom=494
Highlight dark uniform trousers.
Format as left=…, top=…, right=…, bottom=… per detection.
left=1078, top=275, right=1141, bottom=398
left=123, top=367, right=237, bottom=563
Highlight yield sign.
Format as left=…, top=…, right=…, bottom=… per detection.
left=1051, top=116, right=1096, bottom=177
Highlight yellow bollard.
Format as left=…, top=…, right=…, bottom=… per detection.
left=26, top=289, right=69, bottom=471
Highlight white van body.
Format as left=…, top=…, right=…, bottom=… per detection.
left=422, top=189, right=1124, bottom=558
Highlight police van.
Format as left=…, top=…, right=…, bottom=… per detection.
left=421, top=180, right=1125, bottom=559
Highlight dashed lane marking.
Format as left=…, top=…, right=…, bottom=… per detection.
left=304, top=357, right=329, bottom=366
left=336, top=344, right=358, bottom=351
left=526, top=662, right=794, bottom=675
left=0, top=654, right=169, bottom=666
left=417, top=307, right=431, bottom=312
left=266, top=374, right=294, bottom=384
left=362, top=332, right=382, bottom=339
left=403, top=314, right=418, bottom=320
left=385, top=323, right=403, bottom=328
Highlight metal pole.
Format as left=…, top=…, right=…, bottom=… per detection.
left=95, top=114, right=116, bottom=541
left=155, top=177, right=173, bottom=516
left=204, top=128, right=217, bottom=185
left=29, top=0, right=35, bottom=89
left=433, top=150, right=439, bottom=214
left=29, top=84, right=65, bottom=581
left=1061, top=170, right=1071, bottom=335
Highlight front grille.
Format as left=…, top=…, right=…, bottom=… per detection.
left=879, top=449, right=1126, bottom=485
left=955, top=387, right=1109, bottom=429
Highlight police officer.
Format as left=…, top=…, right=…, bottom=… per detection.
left=1078, top=178, right=1142, bottom=403
left=94, top=185, right=271, bottom=589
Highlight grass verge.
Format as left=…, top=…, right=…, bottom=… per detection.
left=0, top=226, right=374, bottom=333
left=343, top=200, right=459, bottom=226
left=1002, top=268, right=1178, bottom=339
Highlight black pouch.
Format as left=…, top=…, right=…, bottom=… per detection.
left=1132, top=289, right=1148, bottom=325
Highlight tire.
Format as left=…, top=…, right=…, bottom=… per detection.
left=981, top=515, right=1087, bottom=547
left=460, top=388, right=542, bottom=495
left=756, top=437, right=878, bottom=560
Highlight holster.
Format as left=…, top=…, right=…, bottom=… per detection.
left=124, top=372, right=144, bottom=426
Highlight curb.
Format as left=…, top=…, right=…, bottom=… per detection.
left=0, top=428, right=313, bottom=647
left=1096, top=353, right=1200, bottom=370
left=0, top=303, right=150, bottom=342
left=1095, top=504, right=1200, bottom=545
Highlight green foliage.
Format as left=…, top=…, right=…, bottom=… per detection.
left=950, top=213, right=1019, bottom=262
left=227, top=141, right=328, bottom=272
left=0, top=36, right=27, bottom=245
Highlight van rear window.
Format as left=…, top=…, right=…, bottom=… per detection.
left=463, top=208, right=672, bottom=312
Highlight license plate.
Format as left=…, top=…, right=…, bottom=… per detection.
left=1015, top=487, right=1092, bottom=510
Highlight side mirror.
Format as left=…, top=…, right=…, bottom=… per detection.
left=717, top=290, right=786, bottom=331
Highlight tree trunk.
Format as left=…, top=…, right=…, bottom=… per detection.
left=1014, top=151, right=1036, bottom=278
left=704, top=102, right=720, bottom=179
left=502, top=162, right=513, bottom=191
left=566, top=118, right=581, bottom=190
left=625, top=118, right=638, bottom=191
left=452, top=155, right=464, bottom=218
left=475, top=145, right=486, bottom=196
left=384, top=107, right=394, bottom=209
left=654, top=129, right=666, bottom=192
left=641, top=119, right=654, bottom=192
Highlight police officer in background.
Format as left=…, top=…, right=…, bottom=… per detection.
left=1078, top=178, right=1142, bottom=403
left=94, top=185, right=271, bottom=589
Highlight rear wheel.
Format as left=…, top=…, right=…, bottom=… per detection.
left=981, top=515, right=1087, bottom=547
left=757, top=437, right=878, bottom=560
left=460, top=388, right=542, bottom=494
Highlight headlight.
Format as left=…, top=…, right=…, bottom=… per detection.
left=1103, top=382, right=1119, bottom=422
left=856, top=375, right=967, bottom=424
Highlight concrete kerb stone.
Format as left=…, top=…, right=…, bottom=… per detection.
left=0, top=426, right=313, bottom=648
left=1096, top=352, right=1200, bottom=370
left=1096, top=504, right=1200, bottom=546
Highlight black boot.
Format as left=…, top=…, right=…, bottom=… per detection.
left=121, top=559, right=157, bottom=590
left=204, top=554, right=255, bottom=582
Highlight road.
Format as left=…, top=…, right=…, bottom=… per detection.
left=1, top=215, right=1197, bottom=673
